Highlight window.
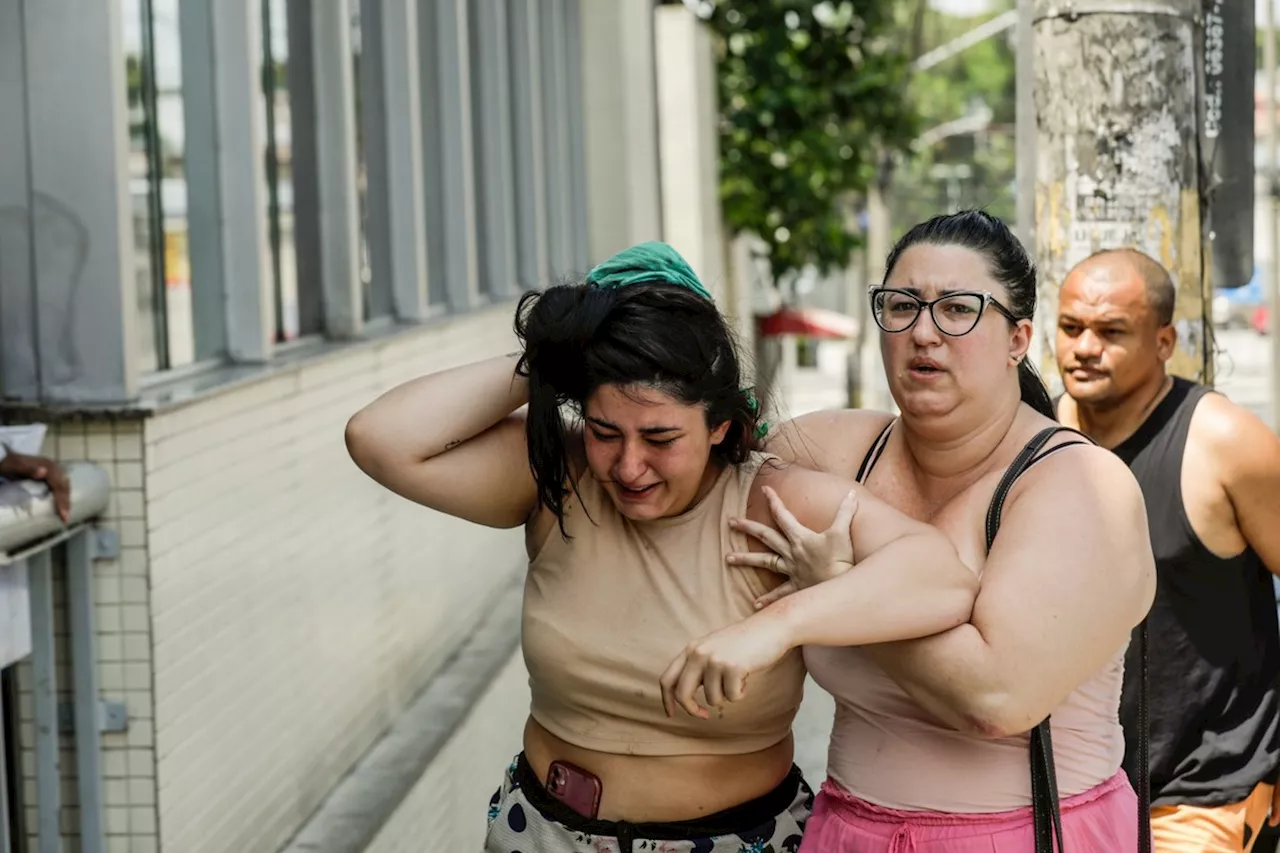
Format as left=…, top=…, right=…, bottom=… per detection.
left=123, top=0, right=194, bottom=372
left=260, top=0, right=302, bottom=342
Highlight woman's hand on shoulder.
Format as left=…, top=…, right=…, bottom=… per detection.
left=727, top=485, right=860, bottom=608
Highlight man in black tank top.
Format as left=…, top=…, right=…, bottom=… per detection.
left=1054, top=249, right=1280, bottom=852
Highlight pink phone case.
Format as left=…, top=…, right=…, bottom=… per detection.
left=546, top=760, right=602, bottom=819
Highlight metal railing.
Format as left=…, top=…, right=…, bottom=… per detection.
left=1, top=462, right=111, bottom=853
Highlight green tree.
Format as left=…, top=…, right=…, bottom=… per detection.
left=699, top=0, right=919, bottom=285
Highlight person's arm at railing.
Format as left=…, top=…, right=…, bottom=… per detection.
left=0, top=449, right=70, bottom=522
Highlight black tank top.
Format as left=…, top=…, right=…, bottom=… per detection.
left=1114, top=378, right=1280, bottom=807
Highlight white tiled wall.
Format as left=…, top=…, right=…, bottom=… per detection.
left=14, top=417, right=156, bottom=853
left=14, top=305, right=528, bottom=853
left=363, top=652, right=528, bottom=853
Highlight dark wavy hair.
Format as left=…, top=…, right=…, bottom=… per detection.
left=883, top=210, right=1055, bottom=419
left=515, top=281, right=760, bottom=535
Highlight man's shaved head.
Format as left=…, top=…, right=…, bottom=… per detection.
left=1055, top=248, right=1178, bottom=409
left=1071, top=248, right=1176, bottom=327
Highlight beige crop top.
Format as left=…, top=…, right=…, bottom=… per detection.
left=522, top=452, right=806, bottom=756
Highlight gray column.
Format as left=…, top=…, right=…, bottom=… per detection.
left=312, top=0, right=364, bottom=338
left=181, top=0, right=274, bottom=363
left=67, top=531, right=105, bottom=853
left=541, top=0, right=574, bottom=279
left=362, top=0, right=433, bottom=321
left=508, top=0, right=550, bottom=291
left=469, top=0, right=519, bottom=299
left=16, top=0, right=138, bottom=403
left=421, top=0, right=481, bottom=311
left=28, top=549, right=59, bottom=853
left=0, top=0, right=38, bottom=400
left=0, top=675, right=9, bottom=853
left=286, top=0, right=326, bottom=334
left=564, top=0, right=591, bottom=272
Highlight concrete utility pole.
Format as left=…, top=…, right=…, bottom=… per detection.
left=858, top=175, right=895, bottom=412
left=1030, top=0, right=1208, bottom=387
left=1014, top=0, right=1035, bottom=248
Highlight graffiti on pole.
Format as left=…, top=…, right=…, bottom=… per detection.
left=1199, top=0, right=1255, bottom=291
left=1203, top=0, right=1225, bottom=139
left=1063, top=108, right=1183, bottom=272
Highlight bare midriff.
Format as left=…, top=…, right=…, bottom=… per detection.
left=523, top=717, right=795, bottom=823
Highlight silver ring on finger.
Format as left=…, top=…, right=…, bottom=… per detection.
left=772, top=553, right=782, bottom=572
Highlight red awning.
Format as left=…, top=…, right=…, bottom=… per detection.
left=756, top=306, right=858, bottom=339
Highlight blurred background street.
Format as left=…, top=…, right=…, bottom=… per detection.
left=0, top=1, right=1276, bottom=851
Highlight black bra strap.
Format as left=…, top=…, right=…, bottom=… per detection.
left=984, top=427, right=1082, bottom=552
left=1029, top=439, right=1091, bottom=465
left=855, top=420, right=895, bottom=484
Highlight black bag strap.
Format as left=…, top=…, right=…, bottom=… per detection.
left=985, top=428, right=1070, bottom=852
left=1136, top=618, right=1151, bottom=852
left=1030, top=720, right=1065, bottom=852
left=984, top=426, right=1151, bottom=853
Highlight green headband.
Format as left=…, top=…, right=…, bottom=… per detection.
left=586, top=241, right=715, bottom=301
left=586, top=241, right=770, bottom=442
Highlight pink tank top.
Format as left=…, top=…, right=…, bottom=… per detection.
left=809, top=422, right=1128, bottom=812
left=806, top=644, right=1126, bottom=812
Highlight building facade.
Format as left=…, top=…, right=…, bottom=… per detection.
left=0, top=1, right=728, bottom=850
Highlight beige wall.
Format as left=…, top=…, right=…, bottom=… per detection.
left=656, top=6, right=726, bottom=299
left=15, top=306, right=530, bottom=853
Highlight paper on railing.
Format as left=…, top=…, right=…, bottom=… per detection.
left=0, top=423, right=48, bottom=458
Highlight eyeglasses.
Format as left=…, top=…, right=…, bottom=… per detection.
left=869, top=287, right=1022, bottom=337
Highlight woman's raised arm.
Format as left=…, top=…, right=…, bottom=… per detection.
left=344, top=353, right=541, bottom=529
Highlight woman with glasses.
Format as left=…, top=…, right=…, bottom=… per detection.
left=662, top=211, right=1157, bottom=851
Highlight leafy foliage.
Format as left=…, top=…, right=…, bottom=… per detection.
left=701, top=1, right=919, bottom=283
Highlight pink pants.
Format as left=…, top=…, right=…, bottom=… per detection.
left=799, top=771, right=1142, bottom=852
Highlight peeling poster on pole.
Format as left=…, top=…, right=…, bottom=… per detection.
left=1064, top=109, right=1184, bottom=270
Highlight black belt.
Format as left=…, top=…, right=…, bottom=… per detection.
left=511, top=751, right=804, bottom=850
